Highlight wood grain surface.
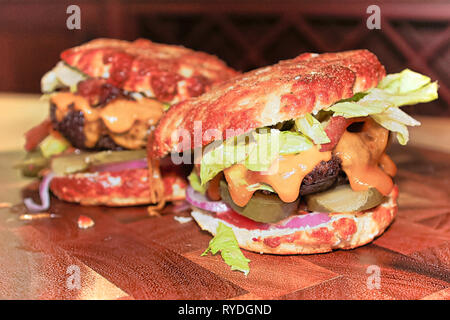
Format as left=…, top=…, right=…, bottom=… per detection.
left=0, top=143, right=449, bottom=300
left=0, top=94, right=449, bottom=300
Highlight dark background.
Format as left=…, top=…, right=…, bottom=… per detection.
left=0, top=0, right=449, bottom=115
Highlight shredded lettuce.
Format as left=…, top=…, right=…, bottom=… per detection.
left=294, top=113, right=330, bottom=144
left=245, top=130, right=313, bottom=171
left=202, top=222, right=250, bottom=275
left=41, top=61, right=87, bottom=93
left=244, top=130, right=280, bottom=172
left=328, top=69, right=437, bottom=117
left=371, top=107, right=420, bottom=145
left=200, top=133, right=256, bottom=186
left=326, top=69, right=438, bottom=144
left=378, top=68, right=433, bottom=94
left=277, top=131, right=314, bottom=154
left=200, top=130, right=313, bottom=185
left=188, top=170, right=207, bottom=194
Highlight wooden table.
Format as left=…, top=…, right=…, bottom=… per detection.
left=0, top=94, right=449, bottom=300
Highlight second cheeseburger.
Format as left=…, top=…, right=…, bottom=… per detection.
left=150, top=50, right=438, bottom=255
left=21, top=38, right=237, bottom=210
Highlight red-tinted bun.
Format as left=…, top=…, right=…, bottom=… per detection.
left=61, top=38, right=238, bottom=103
left=50, top=168, right=187, bottom=206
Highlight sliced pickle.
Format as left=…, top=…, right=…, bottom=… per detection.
left=305, top=184, right=385, bottom=213
left=219, top=181, right=299, bottom=223
left=51, top=149, right=146, bottom=175
left=14, top=150, right=49, bottom=177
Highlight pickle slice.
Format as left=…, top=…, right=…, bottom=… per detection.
left=14, top=150, right=49, bottom=177
left=51, top=150, right=146, bottom=175
left=219, top=181, right=299, bottom=223
left=305, top=184, right=385, bottom=213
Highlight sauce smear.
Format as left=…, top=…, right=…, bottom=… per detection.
left=333, top=118, right=394, bottom=196
left=224, top=146, right=332, bottom=207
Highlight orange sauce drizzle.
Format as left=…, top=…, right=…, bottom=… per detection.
left=333, top=118, right=394, bottom=196
left=224, top=146, right=332, bottom=207
left=379, top=153, right=397, bottom=177
left=51, top=92, right=164, bottom=134
left=145, top=131, right=166, bottom=214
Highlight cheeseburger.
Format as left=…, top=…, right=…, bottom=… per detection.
left=19, top=38, right=237, bottom=211
left=150, top=49, right=438, bottom=264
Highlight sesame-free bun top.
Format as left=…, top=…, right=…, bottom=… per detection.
left=151, top=49, right=386, bottom=158
left=60, top=38, right=238, bottom=103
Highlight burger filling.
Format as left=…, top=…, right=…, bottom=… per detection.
left=188, top=69, right=438, bottom=223
left=18, top=61, right=170, bottom=177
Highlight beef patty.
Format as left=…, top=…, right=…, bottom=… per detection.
left=257, top=155, right=345, bottom=197
left=50, top=103, right=124, bottom=151
left=49, top=78, right=146, bottom=151
left=300, top=155, right=344, bottom=196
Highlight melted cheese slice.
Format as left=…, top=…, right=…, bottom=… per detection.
left=224, top=146, right=332, bottom=207
left=51, top=92, right=164, bottom=134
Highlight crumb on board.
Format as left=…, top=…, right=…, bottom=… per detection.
left=19, top=213, right=60, bottom=220
left=174, top=216, right=193, bottom=224
left=78, top=215, right=95, bottom=229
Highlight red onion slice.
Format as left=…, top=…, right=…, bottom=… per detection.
left=172, top=201, right=191, bottom=213
left=24, top=172, right=55, bottom=212
left=89, top=159, right=148, bottom=172
left=186, top=186, right=231, bottom=213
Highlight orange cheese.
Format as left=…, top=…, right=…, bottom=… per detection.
left=101, top=99, right=164, bottom=133
left=224, top=146, right=332, bottom=207
left=51, top=92, right=164, bottom=134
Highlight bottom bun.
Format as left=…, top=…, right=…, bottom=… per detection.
left=50, top=168, right=187, bottom=206
left=191, top=185, right=398, bottom=254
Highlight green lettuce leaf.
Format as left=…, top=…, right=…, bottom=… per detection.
left=202, top=222, right=250, bottom=275
left=378, top=68, right=432, bottom=94
left=41, top=62, right=87, bottom=93
left=278, top=131, right=314, bottom=154
left=325, top=100, right=391, bottom=118
left=188, top=170, right=207, bottom=194
left=326, top=69, right=438, bottom=118
left=200, top=133, right=256, bottom=186
left=325, top=69, right=438, bottom=144
left=294, top=113, right=330, bottom=144
left=244, top=130, right=313, bottom=171
left=244, top=129, right=280, bottom=172
left=371, top=107, right=420, bottom=145
left=200, top=130, right=313, bottom=185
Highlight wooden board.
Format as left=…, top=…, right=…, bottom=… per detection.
left=0, top=144, right=449, bottom=300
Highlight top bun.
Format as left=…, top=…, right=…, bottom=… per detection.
left=151, top=50, right=385, bottom=158
left=60, top=38, right=238, bottom=103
